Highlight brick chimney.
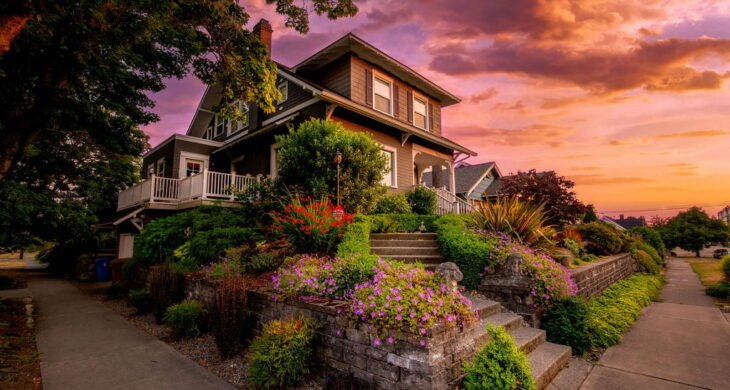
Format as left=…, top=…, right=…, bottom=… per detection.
left=253, top=19, right=273, bottom=56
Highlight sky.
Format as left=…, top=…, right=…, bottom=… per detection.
left=143, top=0, right=730, bottom=219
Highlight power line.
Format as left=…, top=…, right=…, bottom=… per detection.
left=599, top=202, right=730, bottom=215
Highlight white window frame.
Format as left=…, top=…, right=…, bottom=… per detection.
left=147, top=163, right=155, bottom=179
left=412, top=93, right=429, bottom=130
left=185, top=159, right=203, bottom=177
left=270, top=143, right=280, bottom=179
left=380, top=144, right=398, bottom=188
left=214, top=114, right=228, bottom=137
left=372, top=71, right=393, bottom=116
left=203, top=126, right=213, bottom=140
left=156, top=158, right=166, bottom=178
left=277, top=81, right=288, bottom=105
left=228, top=101, right=249, bottom=136
left=177, top=152, right=209, bottom=178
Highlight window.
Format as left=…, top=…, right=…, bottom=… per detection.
left=156, top=158, right=166, bottom=177
left=147, top=164, right=155, bottom=178
left=185, top=159, right=203, bottom=177
left=413, top=96, right=428, bottom=130
left=277, top=81, right=288, bottom=105
left=380, top=147, right=397, bottom=187
left=214, top=114, right=228, bottom=137
left=203, top=126, right=213, bottom=140
left=373, top=75, right=392, bottom=115
left=229, top=101, right=249, bottom=135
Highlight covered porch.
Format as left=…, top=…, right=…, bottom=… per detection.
left=413, top=145, right=473, bottom=215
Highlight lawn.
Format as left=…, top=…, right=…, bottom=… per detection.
left=686, top=258, right=730, bottom=306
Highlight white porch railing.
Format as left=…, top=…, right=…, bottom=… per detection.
left=422, top=186, right=474, bottom=215
left=117, top=170, right=266, bottom=211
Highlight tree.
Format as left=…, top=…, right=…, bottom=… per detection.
left=275, top=119, right=388, bottom=213
left=0, top=0, right=357, bottom=180
left=658, top=207, right=730, bottom=257
left=499, top=170, right=588, bottom=227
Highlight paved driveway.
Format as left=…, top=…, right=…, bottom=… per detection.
left=581, top=258, right=730, bottom=390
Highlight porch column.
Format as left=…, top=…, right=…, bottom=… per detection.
left=432, top=165, right=447, bottom=189
left=448, top=161, right=456, bottom=196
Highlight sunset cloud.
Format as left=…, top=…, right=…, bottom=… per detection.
left=453, top=124, right=572, bottom=148
left=569, top=175, right=654, bottom=185
left=655, top=130, right=730, bottom=138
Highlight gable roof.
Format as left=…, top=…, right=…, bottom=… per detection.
left=423, top=162, right=497, bottom=195
left=293, top=33, right=461, bottom=106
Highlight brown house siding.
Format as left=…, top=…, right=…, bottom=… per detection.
left=311, top=56, right=351, bottom=98
left=142, top=142, right=175, bottom=178
left=142, top=138, right=219, bottom=179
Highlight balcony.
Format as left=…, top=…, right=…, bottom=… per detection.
left=117, top=170, right=265, bottom=211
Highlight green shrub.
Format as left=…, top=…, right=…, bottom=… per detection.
left=164, top=300, right=206, bottom=339
left=207, top=258, right=245, bottom=280
left=634, top=242, right=663, bottom=267
left=722, top=255, right=730, bottom=279
left=632, top=249, right=661, bottom=275
left=247, top=252, right=283, bottom=273
left=128, top=289, right=152, bottom=313
left=706, top=281, right=730, bottom=298
left=434, top=214, right=497, bottom=290
left=274, top=255, right=377, bottom=300
left=575, top=222, right=624, bottom=255
left=336, top=218, right=373, bottom=259
left=366, top=214, right=438, bottom=233
left=211, top=276, right=248, bottom=358
left=629, top=226, right=666, bottom=257
left=188, top=227, right=259, bottom=268
left=149, top=264, right=186, bottom=323
left=406, top=186, right=436, bottom=215
left=541, top=297, right=591, bottom=355
left=462, top=325, right=536, bottom=390
left=585, top=274, right=663, bottom=348
left=248, top=317, right=318, bottom=390
left=373, top=194, right=412, bottom=214
left=470, top=196, right=557, bottom=247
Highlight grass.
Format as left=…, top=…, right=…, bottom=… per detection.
left=686, top=258, right=730, bottom=306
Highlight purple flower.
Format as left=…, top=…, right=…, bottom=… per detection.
left=373, top=338, right=382, bottom=346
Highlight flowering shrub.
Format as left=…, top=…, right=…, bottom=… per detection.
left=271, top=197, right=353, bottom=254
left=350, top=260, right=475, bottom=345
left=488, top=234, right=577, bottom=309
left=273, top=255, right=377, bottom=300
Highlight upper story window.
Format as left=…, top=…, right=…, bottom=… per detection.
left=203, top=126, right=213, bottom=140
left=373, top=75, right=392, bottom=115
left=413, top=95, right=428, bottom=130
left=277, top=81, right=288, bottom=105
left=229, top=101, right=249, bottom=135
left=214, top=114, right=228, bottom=138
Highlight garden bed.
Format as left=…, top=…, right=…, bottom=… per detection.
left=0, top=298, right=42, bottom=390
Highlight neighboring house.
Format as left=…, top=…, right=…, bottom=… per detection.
left=719, top=206, right=730, bottom=224
left=599, top=216, right=627, bottom=231
left=607, top=215, right=646, bottom=230
left=421, top=162, right=502, bottom=206
left=113, top=19, right=476, bottom=259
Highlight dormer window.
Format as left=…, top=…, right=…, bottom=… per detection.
left=229, top=101, right=249, bottom=135
left=214, top=114, right=228, bottom=138
left=413, top=95, right=428, bottom=130
left=373, top=74, right=392, bottom=115
left=277, top=81, right=288, bottom=105
left=203, top=126, right=213, bottom=140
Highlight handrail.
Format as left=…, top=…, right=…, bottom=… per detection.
left=420, top=185, right=474, bottom=215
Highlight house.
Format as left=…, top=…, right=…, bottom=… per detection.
left=607, top=215, right=646, bottom=230
left=421, top=162, right=502, bottom=207
left=113, top=19, right=477, bottom=258
left=719, top=206, right=730, bottom=224
left=599, top=216, right=627, bottom=231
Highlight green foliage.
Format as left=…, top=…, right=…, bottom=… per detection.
left=434, top=215, right=497, bottom=290
left=248, top=317, right=318, bottom=390
left=366, top=214, right=439, bottom=233
left=706, top=281, right=730, bottom=298
left=629, top=226, right=666, bottom=257
left=632, top=249, right=661, bottom=275
left=541, top=297, right=591, bottom=355
left=274, top=255, right=377, bottom=300
left=149, top=264, right=186, bottom=323
left=164, top=300, right=206, bottom=339
left=585, top=274, right=663, bottom=348
left=722, top=255, right=730, bottom=279
left=634, top=242, right=663, bottom=267
left=575, top=222, right=624, bottom=256
left=658, top=207, right=730, bottom=256
left=336, top=218, right=373, bottom=259
left=188, top=227, right=259, bottom=269
left=128, top=289, right=152, bottom=314
left=406, top=186, right=436, bottom=215
left=247, top=252, right=283, bottom=273
left=470, top=196, right=557, bottom=247
left=462, top=325, right=536, bottom=390
left=211, top=276, right=249, bottom=358
left=275, top=119, right=388, bottom=213
left=373, top=194, right=412, bottom=214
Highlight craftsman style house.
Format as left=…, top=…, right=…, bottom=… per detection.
left=114, top=19, right=476, bottom=256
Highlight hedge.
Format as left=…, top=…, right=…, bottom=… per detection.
left=628, top=226, right=666, bottom=257
left=336, top=217, right=373, bottom=259
left=189, top=227, right=260, bottom=267
left=433, top=214, right=496, bottom=290
left=575, top=222, right=625, bottom=256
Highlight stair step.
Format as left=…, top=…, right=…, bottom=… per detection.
left=369, top=233, right=437, bottom=240
left=467, top=294, right=502, bottom=319
left=528, top=342, right=572, bottom=390
left=511, top=327, right=546, bottom=354
left=370, top=239, right=439, bottom=248
left=371, top=247, right=442, bottom=256
left=483, top=312, right=524, bottom=332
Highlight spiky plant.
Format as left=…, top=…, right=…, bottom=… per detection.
left=469, top=196, right=557, bottom=247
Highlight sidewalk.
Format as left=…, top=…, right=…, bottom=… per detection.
left=28, top=276, right=233, bottom=390
left=581, top=258, right=730, bottom=390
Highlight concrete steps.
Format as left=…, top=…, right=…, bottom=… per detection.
left=369, top=232, right=444, bottom=265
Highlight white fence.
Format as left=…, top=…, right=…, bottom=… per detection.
left=117, top=170, right=266, bottom=211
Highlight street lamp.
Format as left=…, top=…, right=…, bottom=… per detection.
left=334, top=150, right=343, bottom=207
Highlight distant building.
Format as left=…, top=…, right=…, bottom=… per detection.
left=603, top=214, right=646, bottom=230
left=719, top=206, right=730, bottom=224
left=600, top=216, right=627, bottom=231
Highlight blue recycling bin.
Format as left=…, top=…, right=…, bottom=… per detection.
left=95, top=256, right=113, bottom=281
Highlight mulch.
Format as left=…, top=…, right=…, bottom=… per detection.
left=0, top=298, right=42, bottom=390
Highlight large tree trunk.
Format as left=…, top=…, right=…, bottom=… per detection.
left=0, top=120, right=44, bottom=181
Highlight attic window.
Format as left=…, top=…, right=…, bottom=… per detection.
left=413, top=96, right=427, bottom=130
left=277, top=81, right=288, bottom=105
left=373, top=75, right=392, bottom=115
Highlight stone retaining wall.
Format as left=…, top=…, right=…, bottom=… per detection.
left=185, top=279, right=487, bottom=390
left=571, top=253, right=636, bottom=297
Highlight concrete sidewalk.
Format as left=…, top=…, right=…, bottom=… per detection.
left=581, top=258, right=730, bottom=390
left=29, top=276, right=233, bottom=390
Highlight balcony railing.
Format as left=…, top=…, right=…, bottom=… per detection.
left=422, top=186, right=474, bottom=215
left=117, top=170, right=265, bottom=211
